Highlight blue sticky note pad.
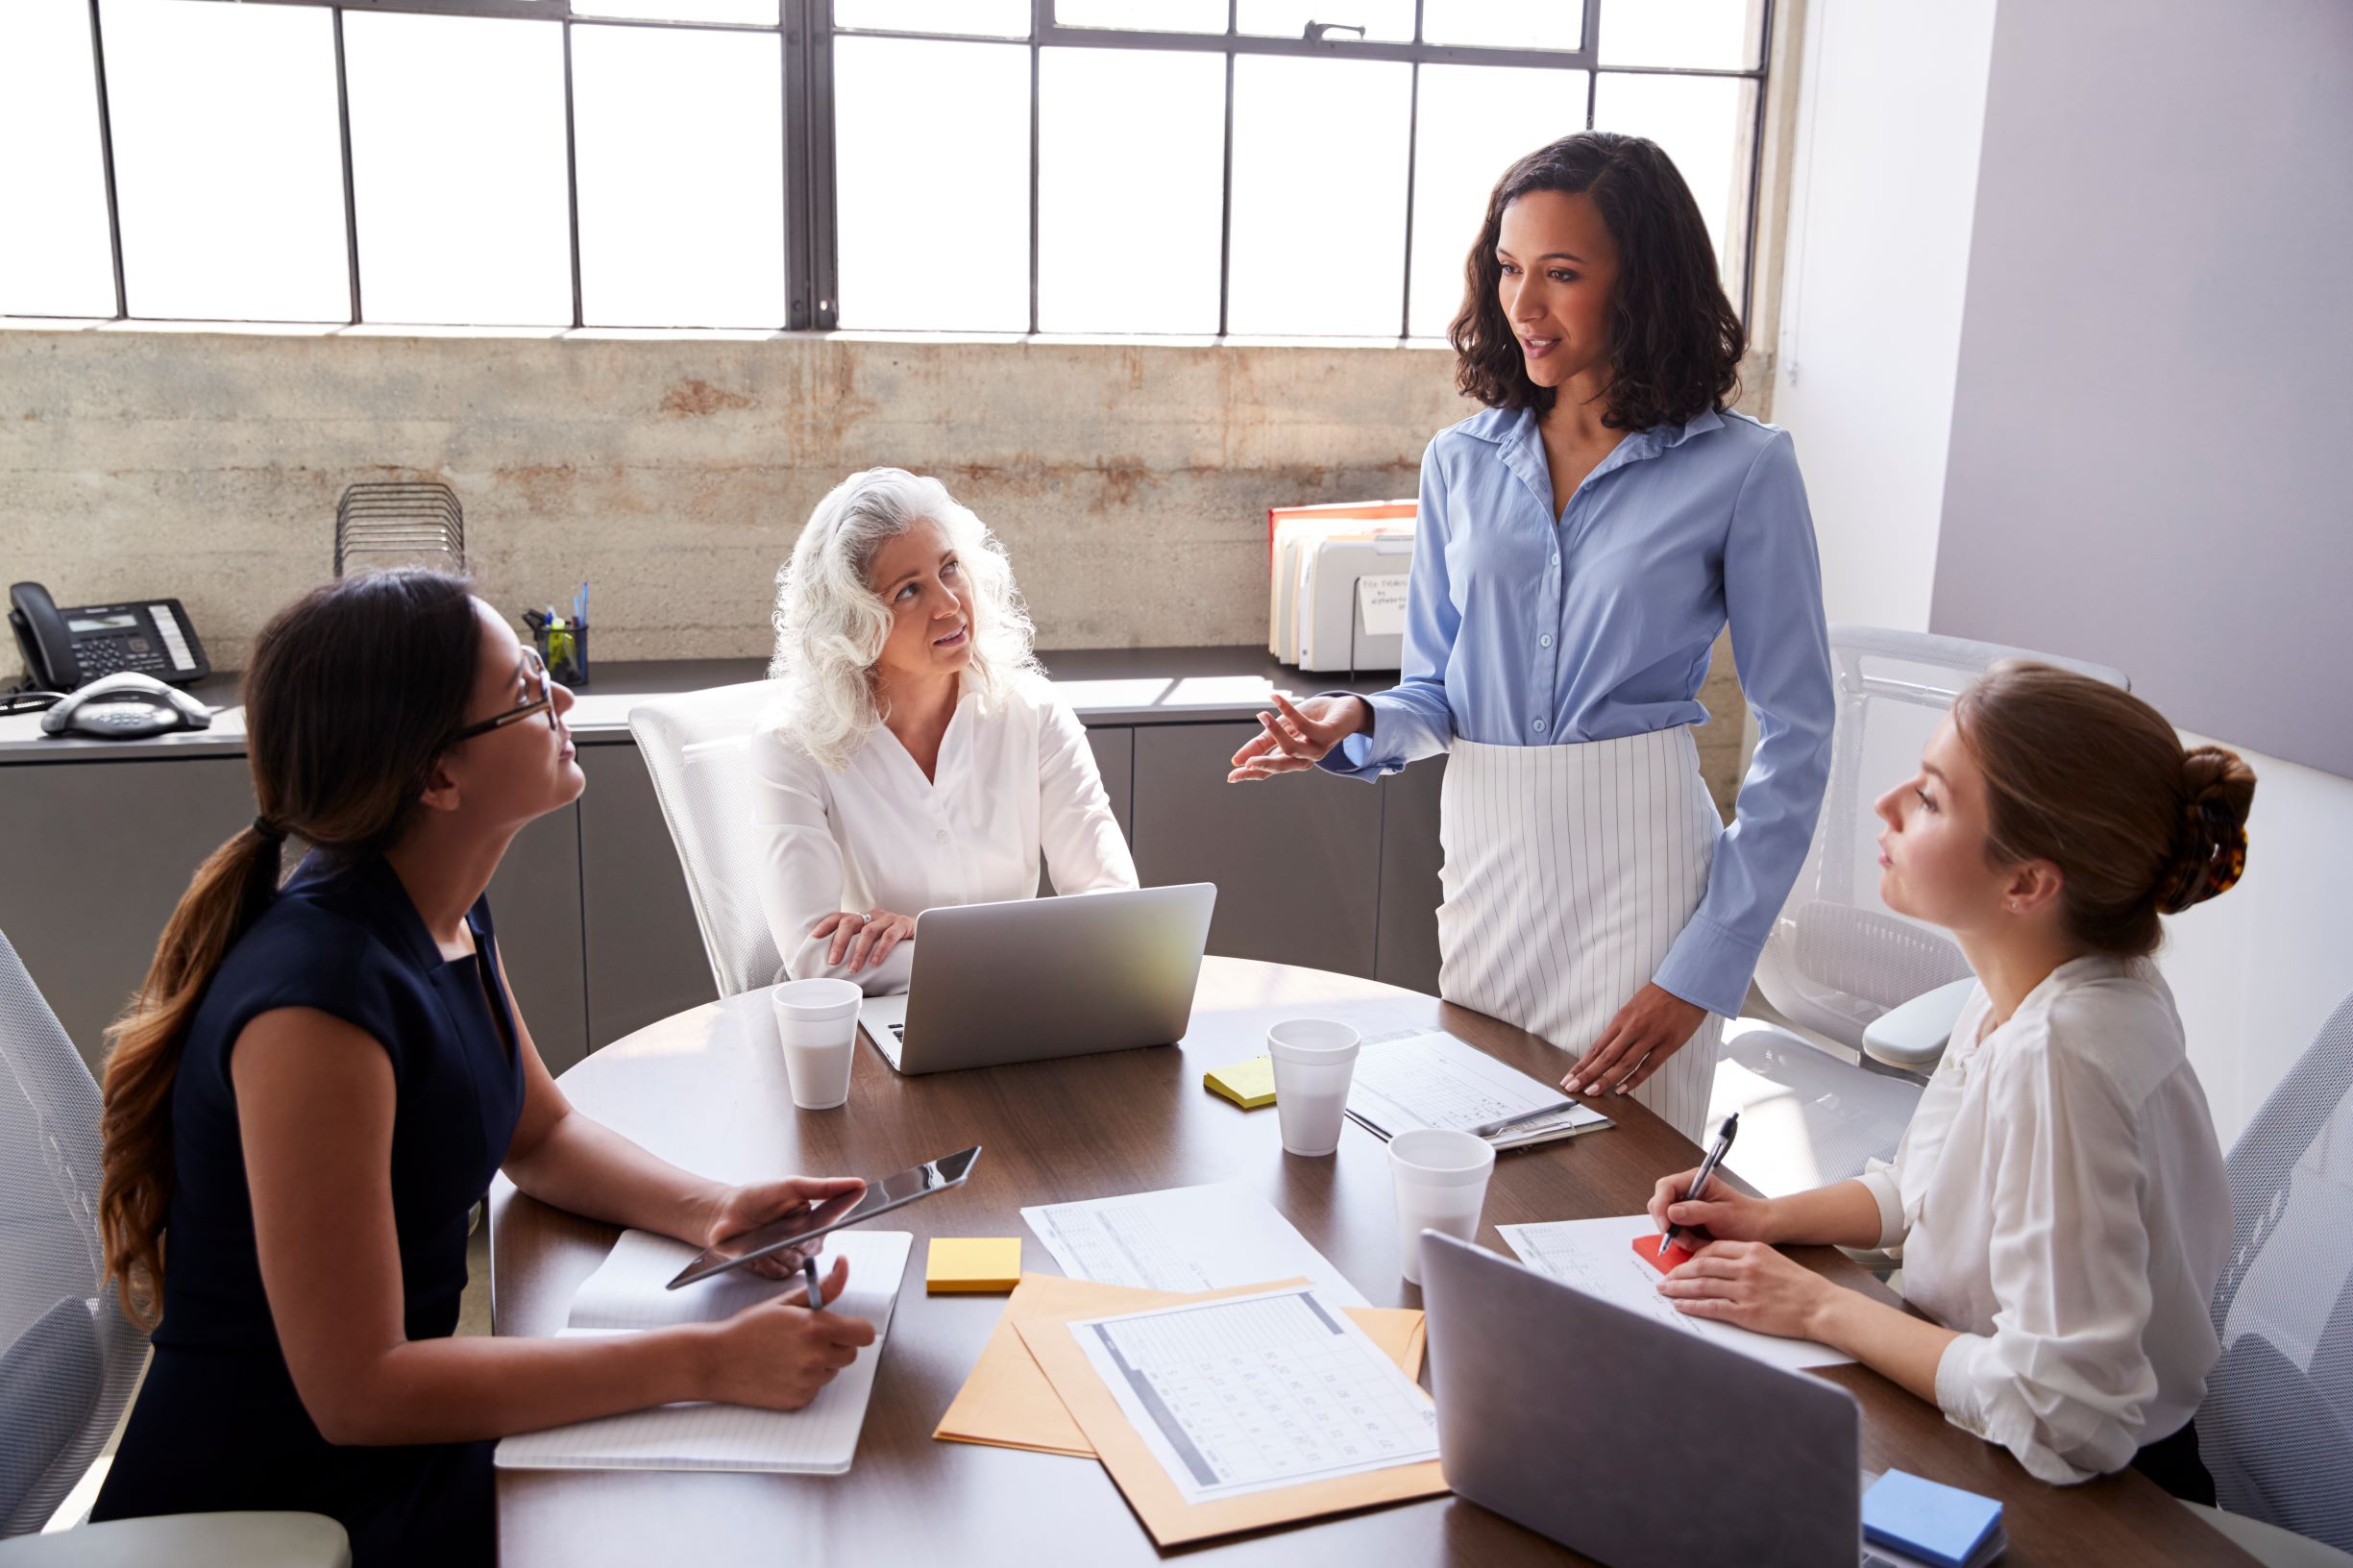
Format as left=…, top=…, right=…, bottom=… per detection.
left=1862, top=1470, right=2003, bottom=1568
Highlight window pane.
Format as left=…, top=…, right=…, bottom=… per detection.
left=1056, top=0, right=1227, bottom=31
left=345, top=13, right=570, bottom=327
left=573, top=0, right=778, bottom=22
left=0, top=0, right=114, bottom=316
left=1227, top=56, right=1410, bottom=336
left=833, top=0, right=1029, bottom=37
left=1409, top=65, right=1586, bottom=338
left=1599, top=0, right=1763, bottom=69
left=835, top=37, right=1029, bottom=331
left=1237, top=1, right=1413, bottom=43
left=102, top=0, right=348, bottom=322
left=573, top=25, right=784, bottom=329
left=1039, top=48, right=1221, bottom=334
left=1593, top=72, right=1755, bottom=296
left=1422, top=0, right=1582, bottom=51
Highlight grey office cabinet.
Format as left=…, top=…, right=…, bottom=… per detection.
left=0, top=756, right=259, bottom=1074
left=1128, top=723, right=1382, bottom=978
left=489, top=806, right=589, bottom=1075
left=1043, top=725, right=1134, bottom=894
left=1374, top=755, right=1447, bottom=994
left=576, top=742, right=714, bottom=1050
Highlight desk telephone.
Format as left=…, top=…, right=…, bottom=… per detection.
left=8, top=581, right=214, bottom=739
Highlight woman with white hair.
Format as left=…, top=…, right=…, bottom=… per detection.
left=752, top=467, right=1138, bottom=992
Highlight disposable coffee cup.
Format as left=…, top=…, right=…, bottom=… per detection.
left=1266, top=1018, right=1361, bottom=1158
left=772, top=978, right=861, bottom=1111
left=1388, top=1128, right=1496, bottom=1286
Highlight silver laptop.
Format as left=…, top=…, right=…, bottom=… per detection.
left=857, top=883, right=1215, bottom=1075
left=1419, top=1232, right=1922, bottom=1568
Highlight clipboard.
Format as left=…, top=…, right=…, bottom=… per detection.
left=933, top=1273, right=1427, bottom=1459
left=1013, top=1284, right=1449, bottom=1544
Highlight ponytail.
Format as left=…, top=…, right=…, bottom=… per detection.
left=98, top=821, right=286, bottom=1326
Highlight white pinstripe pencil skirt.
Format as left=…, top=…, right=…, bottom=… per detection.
left=1435, top=726, right=1725, bottom=1142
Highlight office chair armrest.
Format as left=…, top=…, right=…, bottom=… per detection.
left=1861, top=978, right=1975, bottom=1074
left=0, top=1512, right=349, bottom=1567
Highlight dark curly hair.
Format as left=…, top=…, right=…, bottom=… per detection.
left=1450, top=132, right=1744, bottom=431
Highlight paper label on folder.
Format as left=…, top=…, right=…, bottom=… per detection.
left=1356, top=574, right=1410, bottom=638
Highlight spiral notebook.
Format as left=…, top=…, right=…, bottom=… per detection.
left=493, top=1227, right=911, bottom=1475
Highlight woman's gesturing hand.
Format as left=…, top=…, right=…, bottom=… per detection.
left=810, top=909, right=915, bottom=972
left=706, top=1254, right=878, bottom=1409
left=1654, top=1240, right=1834, bottom=1342
left=1562, top=983, right=1707, bottom=1096
left=1226, top=693, right=1372, bottom=782
left=1646, top=1167, right=1779, bottom=1246
left=699, top=1175, right=867, bottom=1279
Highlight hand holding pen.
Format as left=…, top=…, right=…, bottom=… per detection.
left=1654, top=1113, right=1738, bottom=1255
left=1646, top=1113, right=1780, bottom=1245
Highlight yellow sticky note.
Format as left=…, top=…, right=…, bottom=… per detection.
left=927, top=1237, right=1022, bottom=1294
left=1204, top=1055, right=1277, bottom=1110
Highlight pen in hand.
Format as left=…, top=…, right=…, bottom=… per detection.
left=1659, top=1112, right=1739, bottom=1258
left=802, top=1255, right=824, bottom=1311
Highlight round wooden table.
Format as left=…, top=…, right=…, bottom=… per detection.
left=490, top=958, right=2250, bottom=1568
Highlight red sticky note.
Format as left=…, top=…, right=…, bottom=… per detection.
left=1633, top=1234, right=1694, bottom=1274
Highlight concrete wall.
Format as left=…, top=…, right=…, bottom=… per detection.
left=0, top=327, right=1456, bottom=667
left=0, top=323, right=1774, bottom=808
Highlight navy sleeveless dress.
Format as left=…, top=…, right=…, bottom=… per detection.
left=93, top=852, right=525, bottom=1566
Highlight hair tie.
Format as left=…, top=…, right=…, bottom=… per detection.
left=252, top=815, right=287, bottom=845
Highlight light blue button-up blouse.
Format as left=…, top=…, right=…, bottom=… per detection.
left=1320, top=402, right=1835, bottom=1018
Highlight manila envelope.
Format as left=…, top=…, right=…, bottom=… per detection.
left=1013, top=1283, right=1449, bottom=1546
left=933, top=1273, right=1428, bottom=1459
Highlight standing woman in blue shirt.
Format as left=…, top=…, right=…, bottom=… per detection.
left=1232, top=133, right=1834, bottom=1140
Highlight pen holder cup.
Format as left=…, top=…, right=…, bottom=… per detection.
left=532, top=623, right=590, bottom=688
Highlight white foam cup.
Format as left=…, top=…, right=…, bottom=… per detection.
left=1265, top=1018, right=1361, bottom=1157
left=1387, top=1128, right=1496, bottom=1285
left=772, top=978, right=861, bottom=1111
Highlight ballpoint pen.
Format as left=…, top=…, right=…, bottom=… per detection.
left=803, top=1254, right=824, bottom=1311
left=1659, top=1112, right=1739, bottom=1259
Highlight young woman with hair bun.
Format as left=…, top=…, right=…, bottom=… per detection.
left=1642, top=661, right=2254, bottom=1497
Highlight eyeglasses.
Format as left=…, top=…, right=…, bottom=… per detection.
left=447, top=649, right=557, bottom=746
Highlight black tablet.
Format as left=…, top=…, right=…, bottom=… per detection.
left=664, top=1145, right=981, bottom=1289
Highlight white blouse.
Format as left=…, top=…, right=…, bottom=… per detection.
left=749, top=674, right=1139, bottom=995
left=1855, top=955, right=2230, bottom=1484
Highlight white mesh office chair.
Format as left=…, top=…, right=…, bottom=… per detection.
left=627, top=681, right=786, bottom=1002
left=1710, top=626, right=2128, bottom=1196
left=2179, top=989, right=2353, bottom=1567
left=0, top=929, right=346, bottom=1564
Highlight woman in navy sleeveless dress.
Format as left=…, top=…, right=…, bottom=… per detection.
left=91, top=574, right=876, bottom=1565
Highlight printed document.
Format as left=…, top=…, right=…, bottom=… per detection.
left=1022, top=1182, right=1369, bottom=1308
left=1498, top=1215, right=1852, bottom=1372
left=1066, top=1285, right=1438, bottom=1504
left=1348, top=1030, right=1612, bottom=1149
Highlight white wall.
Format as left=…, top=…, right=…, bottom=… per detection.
left=2162, top=739, right=2353, bottom=1144
left=1769, top=0, right=1997, bottom=631
left=1931, top=0, right=2353, bottom=778
left=1771, top=0, right=2353, bottom=1142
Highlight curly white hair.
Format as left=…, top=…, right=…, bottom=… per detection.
left=765, top=467, right=1038, bottom=771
